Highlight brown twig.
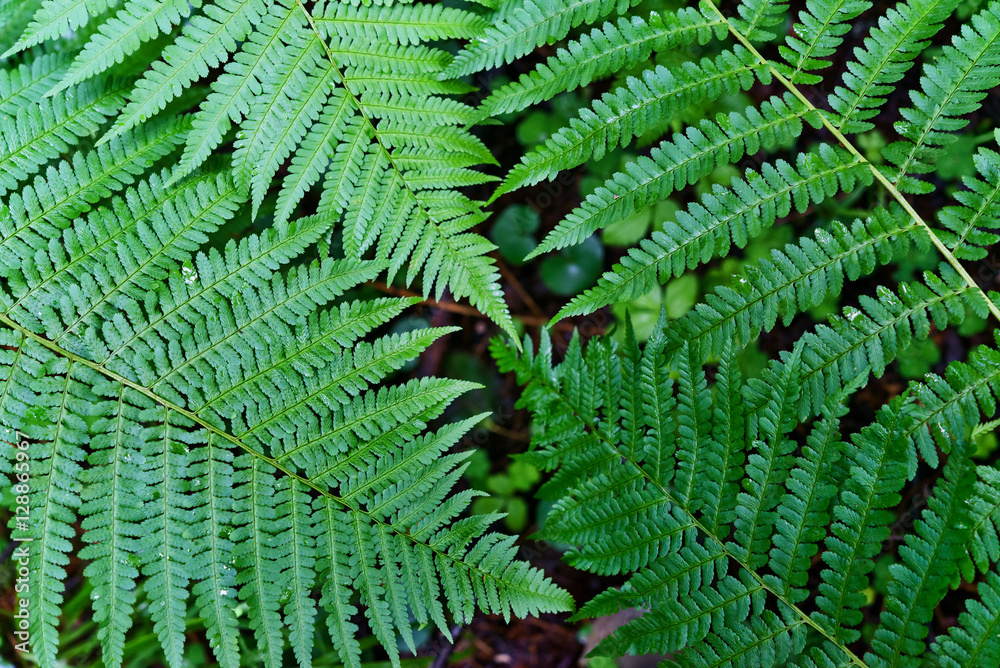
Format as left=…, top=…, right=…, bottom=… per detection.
left=497, top=259, right=546, bottom=320
left=370, top=281, right=556, bottom=328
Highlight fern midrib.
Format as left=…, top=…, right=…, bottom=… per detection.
left=316, top=14, right=463, bottom=29
left=33, top=361, right=76, bottom=665
left=0, top=313, right=551, bottom=608
left=525, top=366, right=868, bottom=667
left=703, top=0, right=1000, bottom=326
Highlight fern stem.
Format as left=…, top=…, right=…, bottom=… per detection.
left=703, top=0, right=1000, bottom=326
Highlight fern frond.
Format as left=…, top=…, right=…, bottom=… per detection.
left=138, top=407, right=195, bottom=668
left=554, top=145, right=870, bottom=320
left=233, top=44, right=334, bottom=216
left=527, top=93, right=816, bottom=260
left=22, top=0, right=515, bottom=326
left=0, top=51, right=69, bottom=114
left=828, top=0, right=963, bottom=133
left=931, top=570, right=1000, bottom=667
left=186, top=433, right=240, bottom=668
left=665, top=208, right=925, bottom=364
left=667, top=610, right=802, bottom=667
left=1, top=116, right=188, bottom=240
left=812, top=400, right=930, bottom=644
left=761, top=267, right=986, bottom=422
left=47, top=0, right=198, bottom=96
left=495, top=329, right=868, bottom=668
left=15, top=353, right=90, bottom=668
left=79, top=380, right=151, bottom=668
left=867, top=439, right=977, bottom=667
left=674, top=343, right=713, bottom=511
left=173, top=0, right=306, bottom=181
left=493, top=46, right=769, bottom=199
left=882, top=3, right=1000, bottom=193
left=777, top=0, right=871, bottom=84
left=444, top=0, right=640, bottom=78
left=477, top=6, right=725, bottom=117
left=729, top=0, right=790, bottom=42
left=3, top=0, right=120, bottom=57
left=0, top=80, right=126, bottom=194
left=729, top=347, right=801, bottom=570
left=766, top=393, right=850, bottom=604
left=934, top=136, right=1000, bottom=260
left=233, top=456, right=289, bottom=668
left=102, top=0, right=266, bottom=144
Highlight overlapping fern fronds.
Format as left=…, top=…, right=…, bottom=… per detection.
left=0, top=4, right=572, bottom=668
left=480, top=0, right=1000, bottom=664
